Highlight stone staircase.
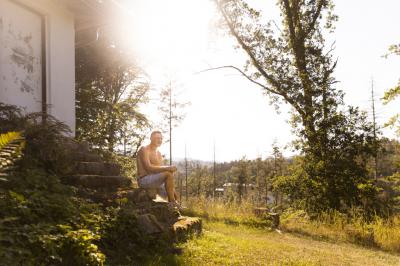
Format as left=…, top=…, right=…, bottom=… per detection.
left=0, top=135, right=25, bottom=176
left=64, top=139, right=202, bottom=241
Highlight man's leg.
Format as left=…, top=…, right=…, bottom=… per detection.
left=163, top=171, right=176, bottom=202
left=174, top=191, right=179, bottom=202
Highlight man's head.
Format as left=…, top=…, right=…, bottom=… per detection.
left=150, top=130, right=163, bottom=147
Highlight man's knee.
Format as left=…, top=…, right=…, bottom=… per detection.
left=163, top=171, right=173, bottom=180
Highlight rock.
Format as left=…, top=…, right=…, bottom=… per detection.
left=173, top=216, right=202, bottom=241
left=137, top=213, right=165, bottom=234
left=71, top=152, right=102, bottom=162
left=253, top=207, right=269, bottom=217
left=150, top=201, right=181, bottom=224
left=265, top=212, right=280, bottom=228
left=254, top=208, right=280, bottom=228
left=75, top=162, right=121, bottom=176
left=126, top=187, right=162, bottom=203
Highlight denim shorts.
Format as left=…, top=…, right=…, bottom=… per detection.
left=138, top=173, right=167, bottom=198
left=138, top=173, right=166, bottom=188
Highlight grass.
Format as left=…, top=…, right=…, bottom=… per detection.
left=182, top=197, right=272, bottom=227
left=152, top=221, right=400, bottom=265
left=182, top=197, right=400, bottom=253
left=280, top=209, right=400, bottom=253
left=147, top=198, right=400, bottom=265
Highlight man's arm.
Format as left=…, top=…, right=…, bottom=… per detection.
left=157, top=151, right=177, bottom=172
left=141, top=148, right=176, bottom=173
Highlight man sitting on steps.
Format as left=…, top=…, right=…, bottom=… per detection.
left=136, top=130, right=180, bottom=209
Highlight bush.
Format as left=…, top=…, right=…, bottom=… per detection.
left=0, top=104, right=173, bottom=264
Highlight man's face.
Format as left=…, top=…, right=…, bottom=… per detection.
left=150, top=133, right=163, bottom=147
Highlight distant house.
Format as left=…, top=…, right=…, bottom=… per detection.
left=0, top=0, right=120, bottom=136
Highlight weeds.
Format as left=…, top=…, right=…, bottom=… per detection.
left=280, top=208, right=400, bottom=253
left=183, top=196, right=273, bottom=228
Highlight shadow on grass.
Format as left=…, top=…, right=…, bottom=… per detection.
left=278, top=225, right=400, bottom=256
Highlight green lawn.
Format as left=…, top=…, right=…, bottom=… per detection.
left=153, top=221, right=400, bottom=266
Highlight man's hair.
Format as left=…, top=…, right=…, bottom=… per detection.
left=150, top=130, right=162, bottom=138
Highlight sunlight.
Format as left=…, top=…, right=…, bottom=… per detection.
left=117, top=0, right=215, bottom=73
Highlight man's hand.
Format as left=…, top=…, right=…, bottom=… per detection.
left=168, top=165, right=177, bottom=172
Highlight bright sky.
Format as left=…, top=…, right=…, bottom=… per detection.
left=116, top=0, right=400, bottom=162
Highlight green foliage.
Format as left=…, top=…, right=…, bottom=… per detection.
left=382, top=48, right=400, bottom=137
left=0, top=103, right=25, bottom=133
left=0, top=106, right=172, bottom=264
left=75, top=34, right=150, bottom=154
left=215, top=0, right=379, bottom=215
left=100, top=204, right=171, bottom=265
left=0, top=131, right=21, bottom=149
left=0, top=166, right=105, bottom=265
left=382, top=42, right=400, bottom=136
left=274, top=107, right=380, bottom=214
left=231, top=157, right=250, bottom=203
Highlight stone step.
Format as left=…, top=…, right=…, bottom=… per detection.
left=1, top=160, right=12, bottom=166
left=0, top=148, right=16, bottom=153
left=5, top=144, right=21, bottom=148
left=67, top=175, right=132, bottom=189
left=64, top=139, right=90, bottom=153
left=78, top=188, right=163, bottom=206
left=172, top=216, right=202, bottom=241
left=137, top=213, right=165, bottom=234
left=76, top=187, right=133, bottom=206
left=75, top=162, right=121, bottom=176
left=71, top=152, right=103, bottom=162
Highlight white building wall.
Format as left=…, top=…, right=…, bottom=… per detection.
left=0, top=0, right=43, bottom=115
left=0, top=0, right=75, bottom=136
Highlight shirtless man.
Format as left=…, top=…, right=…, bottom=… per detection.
left=136, top=131, right=179, bottom=204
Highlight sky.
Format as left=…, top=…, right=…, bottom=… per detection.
left=115, top=0, right=400, bottom=162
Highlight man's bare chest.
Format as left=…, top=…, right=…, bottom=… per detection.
left=149, top=150, right=161, bottom=165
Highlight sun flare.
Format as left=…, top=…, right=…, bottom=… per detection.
left=116, top=0, right=216, bottom=73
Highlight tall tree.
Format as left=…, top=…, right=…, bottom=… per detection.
left=158, top=80, right=189, bottom=165
left=75, top=36, right=150, bottom=154
left=271, top=141, right=285, bottom=205
left=234, top=157, right=250, bottom=203
left=215, top=0, right=376, bottom=212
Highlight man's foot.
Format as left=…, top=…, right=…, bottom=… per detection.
left=168, top=201, right=183, bottom=212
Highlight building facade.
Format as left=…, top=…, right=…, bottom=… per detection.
left=0, top=0, right=75, bottom=135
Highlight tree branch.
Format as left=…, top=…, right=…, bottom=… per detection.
left=196, top=65, right=275, bottom=94
left=215, top=0, right=306, bottom=117
left=305, top=0, right=325, bottom=37
left=196, top=65, right=306, bottom=117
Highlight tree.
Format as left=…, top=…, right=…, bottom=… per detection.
left=187, top=163, right=210, bottom=197
left=232, top=157, right=250, bottom=203
left=271, top=141, right=286, bottom=205
left=382, top=43, right=400, bottom=137
left=214, top=0, right=377, bottom=213
left=75, top=35, right=150, bottom=155
left=158, top=79, right=189, bottom=165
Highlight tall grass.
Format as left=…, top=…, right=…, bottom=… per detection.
left=182, top=196, right=272, bottom=228
left=183, top=197, right=400, bottom=253
left=280, top=208, right=400, bottom=253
